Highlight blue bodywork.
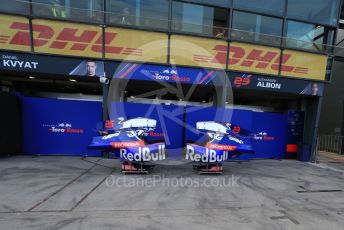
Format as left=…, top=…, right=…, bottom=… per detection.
left=89, top=118, right=166, bottom=162
left=186, top=121, right=254, bottom=163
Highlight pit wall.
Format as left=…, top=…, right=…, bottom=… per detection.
left=21, top=97, right=303, bottom=159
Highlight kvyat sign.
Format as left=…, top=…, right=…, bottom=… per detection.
left=2, top=54, right=38, bottom=70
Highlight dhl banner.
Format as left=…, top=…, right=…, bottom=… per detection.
left=228, top=42, right=280, bottom=75
left=281, top=50, right=327, bottom=81
left=0, top=14, right=328, bottom=80
left=105, top=27, right=168, bottom=64
left=0, top=15, right=31, bottom=52
left=170, top=35, right=227, bottom=69
left=32, top=19, right=102, bottom=58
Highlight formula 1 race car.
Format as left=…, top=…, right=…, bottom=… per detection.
left=186, top=121, right=253, bottom=174
left=89, top=117, right=166, bottom=174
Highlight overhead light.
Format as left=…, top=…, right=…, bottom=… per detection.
left=29, top=76, right=35, bottom=79
left=69, top=79, right=77, bottom=82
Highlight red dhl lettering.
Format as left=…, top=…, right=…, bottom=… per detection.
left=225, top=46, right=308, bottom=74
left=4, top=22, right=142, bottom=56
left=192, top=45, right=308, bottom=74
left=3, top=21, right=308, bottom=74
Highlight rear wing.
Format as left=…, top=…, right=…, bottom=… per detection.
left=114, top=118, right=157, bottom=131
left=196, top=121, right=250, bottom=137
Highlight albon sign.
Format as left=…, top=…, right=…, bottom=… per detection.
left=229, top=72, right=324, bottom=96
left=256, top=78, right=281, bottom=89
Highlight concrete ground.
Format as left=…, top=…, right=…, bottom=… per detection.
left=0, top=156, right=343, bottom=230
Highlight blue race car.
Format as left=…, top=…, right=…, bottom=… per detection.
left=89, top=118, right=166, bottom=173
left=186, top=121, right=254, bottom=174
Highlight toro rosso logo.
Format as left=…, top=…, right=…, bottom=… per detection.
left=43, top=122, right=84, bottom=134
left=143, top=68, right=191, bottom=83
left=0, top=22, right=142, bottom=55
left=254, top=131, right=275, bottom=141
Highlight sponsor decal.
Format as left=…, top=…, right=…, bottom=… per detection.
left=113, top=63, right=218, bottom=85
left=170, top=35, right=227, bottom=69
left=43, top=122, right=84, bottom=134
left=228, top=135, right=244, bottom=144
left=206, top=143, right=237, bottom=151
left=148, top=131, right=165, bottom=137
left=186, top=145, right=229, bottom=162
left=281, top=50, right=327, bottom=80
left=110, top=141, right=145, bottom=148
left=1, top=16, right=327, bottom=79
left=234, top=74, right=252, bottom=88
left=105, top=27, right=167, bottom=63
left=189, top=42, right=314, bottom=76
left=0, top=17, right=167, bottom=61
left=0, top=15, right=31, bottom=52
left=228, top=43, right=308, bottom=75
left=142, top=68, right=191, bottom=83
left=171, top=38, right=327, bottom=79
left=253, top=131, right=275, bottom=141
left=119, top=144, right=166, bottom=161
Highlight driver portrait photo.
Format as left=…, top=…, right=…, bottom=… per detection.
left=68, top=60, right=104, bottom=77
left=85, top=60, right=98, bottom=77
left=311, top=82, right=319, bottom=96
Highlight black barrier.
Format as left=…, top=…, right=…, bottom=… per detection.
left=0, top=92, right=21, bottom=155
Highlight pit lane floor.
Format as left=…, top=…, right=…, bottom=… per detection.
left=0, top=155, right=343, bottom=230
